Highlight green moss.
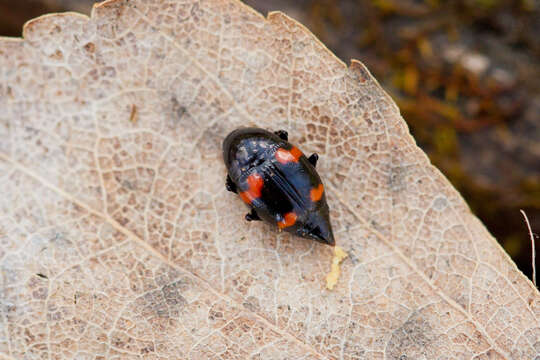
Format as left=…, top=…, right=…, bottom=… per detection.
left=503, top=235, right=523, bottom=258
left=433, top=126, right=458, bottom=156
left=473, top=0, right=501, bottom=9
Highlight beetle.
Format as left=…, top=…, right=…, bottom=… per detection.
left=222, top=127, right=335, bottom=246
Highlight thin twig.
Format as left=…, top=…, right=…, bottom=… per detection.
left=520, top=210, right=536, bottom=287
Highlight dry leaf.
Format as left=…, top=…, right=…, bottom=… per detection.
left=0, top=0, right=538, bottom=358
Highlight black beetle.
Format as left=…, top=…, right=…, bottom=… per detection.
left=223, top=127, right=335, bottom=246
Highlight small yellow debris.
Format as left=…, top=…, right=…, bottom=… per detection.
left=129, top=104, right=137, bottom=123
left=325, top=245, right=347, bottom=290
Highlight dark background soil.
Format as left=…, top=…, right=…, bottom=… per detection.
left=1, top=0, right=538, bottom=283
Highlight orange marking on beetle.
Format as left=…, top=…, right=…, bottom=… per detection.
left=278, top=212, right=297, bottom=229
left=275, top=146, right=303, bottom=164
left=290, top=147, right=302, bottom=160
left=310, top=183, right=324, bottom=202
left=239, top=173, right=263, bottom=204
left=239, top=192, right=252, bottom=204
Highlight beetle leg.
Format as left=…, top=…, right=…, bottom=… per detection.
left=226, top=175, right=237, bottom=193
left=308, top=153, right=319, bottom=167
left=274, top=130, right=288, bottom=141
left=245, top=209, right=261, bottom=221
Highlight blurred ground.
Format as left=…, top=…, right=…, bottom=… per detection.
left=1, top=0, right=538, bottom=281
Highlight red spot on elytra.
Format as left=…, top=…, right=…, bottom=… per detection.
left=310, top=183, right=324, bottom=202
left=275, top=147, right=302, bottom=164
left=278, top=212, right=297, bottom=229
left=239, top=173, right=263, bottom=204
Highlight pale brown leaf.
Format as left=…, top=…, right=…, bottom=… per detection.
left=0, top=0, right=538, bottom=358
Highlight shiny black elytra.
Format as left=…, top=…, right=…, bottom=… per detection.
left=222, top=127, right=335, bottom=246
